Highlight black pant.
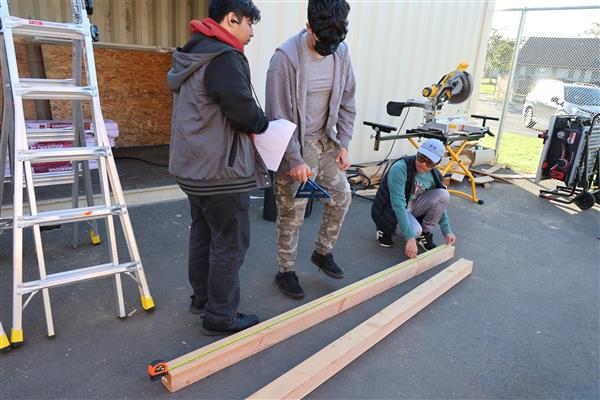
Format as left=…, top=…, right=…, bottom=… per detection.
left=187, top=192, right=251, bottom=323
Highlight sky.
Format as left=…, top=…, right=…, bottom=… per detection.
left=493, top=0, right=600, bottom=38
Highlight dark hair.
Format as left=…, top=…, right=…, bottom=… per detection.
left=209, top=0, right=261, bottom=24
left=307, top=0, right=350, bottom=44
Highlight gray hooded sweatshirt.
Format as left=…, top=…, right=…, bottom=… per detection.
left=167, top=33, right=270, bottom=196
left=265, top=29, right=357, bottom=175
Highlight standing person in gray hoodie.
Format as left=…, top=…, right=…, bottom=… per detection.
left=266, top=0, right=356, bottom=300
left=167, top=0, right=269, bottom=335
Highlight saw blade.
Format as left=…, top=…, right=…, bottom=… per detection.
left=448, top=71, right=473, bottom=104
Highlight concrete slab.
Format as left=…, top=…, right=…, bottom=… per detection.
left=0, top=180, right=598, bottom=399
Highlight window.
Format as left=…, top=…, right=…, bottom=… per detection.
left=564, top=86, right=600, bottom=106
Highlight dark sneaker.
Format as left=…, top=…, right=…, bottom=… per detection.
left=416, top=231, right=437, bottom=251
left=275, top=271, right=305, bottom=299
left=311, top=251, right=344, bottom=279
left=200, top=313, right=259, bottom=336
left=189, top=295, right=206, bottom=315
left=376, top=230, right=394, bottom=247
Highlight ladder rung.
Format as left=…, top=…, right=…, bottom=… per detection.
left=27, top=128, right=76, bottom=142
left=3, top=171, right=82, bottom=187
left=18, top=146, right=109, bottom=162
left=17, top=262, right=139, bottom=295
left=4, top=16, right=87, bottom=40
left=18, top=204, right=123, bottom=228
left=0, top=218, right=10, bottom=231
left=20, top=78, right=77, bottom=87
left=17, top=84, right=96, bottom=100
left=32, top=171, right=78, bottom=187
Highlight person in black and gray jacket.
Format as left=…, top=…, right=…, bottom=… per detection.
left=167, top=0, right=269, bottom=335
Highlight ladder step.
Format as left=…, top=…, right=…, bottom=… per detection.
left=17, top=262, right=139, bottom=295
left=3, top=16, right=87, bottom=40
left=26, top=128, right=76, bottom=142
left=16, top=83, right=96, bottom=100
left=32, top=171, right=78, bottom=187
left=3, top=170, right=83, bottom=187
left=20, top=78, right=77, bottom=87
left=18, top=146, right=109, bottom=162
left=18, top=204, right=123, bottom=228
left=0, top=218, right=10, bottom=231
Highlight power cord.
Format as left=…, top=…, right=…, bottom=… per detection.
left=114, top=156, right=168, bottom=168
left=347, top=108, right=411, bottom=198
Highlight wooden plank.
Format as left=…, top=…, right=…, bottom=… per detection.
left=492, top=173, right=535, bottom=180
left=161, top=245, right=456, bottom=392
left=354, top=188, right=378, bottom=197
left=483, top=164, right=504, bottom=174
left=450, top=172, right=466, bottom=183
left=248, top=259, right=473, bottom=400
left=449, top=159, right=472, bottom=183
left=474, top=176, right=494, bottom=185
left=470, top=169, right=513, bottom=184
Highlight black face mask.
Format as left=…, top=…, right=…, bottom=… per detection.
left=314, top=40, right=340, bottom=57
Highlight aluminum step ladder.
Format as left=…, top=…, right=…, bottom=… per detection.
left=0, top=0, right=155, bottom=350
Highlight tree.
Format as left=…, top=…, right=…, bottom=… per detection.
left=484, top=29, right=516, bottom=79
left=584, top=22, right=600, bottom=38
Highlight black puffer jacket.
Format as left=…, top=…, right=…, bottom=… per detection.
left=371, top=156, right=445, bottom=235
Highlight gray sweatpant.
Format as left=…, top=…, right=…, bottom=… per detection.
left=395, top=188, right=450, bottom=237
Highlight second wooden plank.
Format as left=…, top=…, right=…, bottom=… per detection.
left=248, top=258, right=473, bottom=400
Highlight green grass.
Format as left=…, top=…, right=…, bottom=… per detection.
left=479, top=82, right=496, bottom=95
left=482, top=132, right=543, bottom=174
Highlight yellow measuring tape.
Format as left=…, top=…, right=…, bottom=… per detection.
left=168, top=245, right=447, bottom=371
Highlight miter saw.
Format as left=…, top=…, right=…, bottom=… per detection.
left=383, top=63, right=494, bottom=138
left=363, top=63, right=499, bottom=204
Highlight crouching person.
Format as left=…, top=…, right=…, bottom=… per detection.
left=371, top=139, right=456, bottom=259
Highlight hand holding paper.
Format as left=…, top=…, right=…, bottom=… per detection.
left=253, top=119, right=296, bottom=171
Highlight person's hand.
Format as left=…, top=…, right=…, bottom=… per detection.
left=336, top=148, right=350, bottom=171
left=405, top=237, right=418, bottom=259
left=288, top=163, right=312, bottom=182
left=445, top=233, right=456, bottom=245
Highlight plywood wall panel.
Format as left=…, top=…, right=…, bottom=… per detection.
left=41, top=44, right=172, bottom=147
left=0, top=41, right=37, bottom=121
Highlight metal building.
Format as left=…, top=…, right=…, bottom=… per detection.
left=4, top=0, right=495, bottom=163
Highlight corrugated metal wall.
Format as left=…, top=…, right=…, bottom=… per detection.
left=247, top=0, right=496, bottom=163
left=7, top=0, right=208, bottom=47
left=7, top=0, right=495, bottom=163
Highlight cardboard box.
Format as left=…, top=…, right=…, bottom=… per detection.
left=4, top=120, right=119, bottom=177
left=472, top=147, right=495, bottom=166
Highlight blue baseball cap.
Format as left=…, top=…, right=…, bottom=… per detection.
left=417, top=138, right=445, bottom=164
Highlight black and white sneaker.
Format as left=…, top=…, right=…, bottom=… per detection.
left=416, top=232, right=437, bottom=251
left=376, top=230, right=394, bottom=248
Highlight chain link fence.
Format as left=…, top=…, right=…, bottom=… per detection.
left=473, top=6, right=600, bottom=173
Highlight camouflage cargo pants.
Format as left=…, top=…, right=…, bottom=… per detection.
left=275, top=137, right=352, bottom=272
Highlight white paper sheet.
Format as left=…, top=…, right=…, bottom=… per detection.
left=253, top=119, right=296, bottom=171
